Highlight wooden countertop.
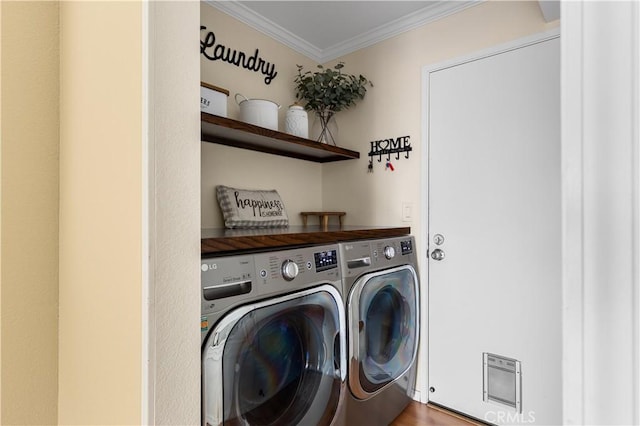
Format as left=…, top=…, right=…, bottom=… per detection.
left=201, top=225, right=411, bottom=256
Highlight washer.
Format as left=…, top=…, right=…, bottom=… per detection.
left=339, top=236, right=420, bottom=426
left=201, top=244, right=346, bottom=426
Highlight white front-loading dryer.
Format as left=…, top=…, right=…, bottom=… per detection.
left=201, top=244, right=346, bottom=426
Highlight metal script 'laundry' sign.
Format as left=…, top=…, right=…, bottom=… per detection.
left=200, top=26, right=278, bottom=85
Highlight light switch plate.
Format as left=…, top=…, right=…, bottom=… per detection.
left=402, top=202, right=413, bottom=222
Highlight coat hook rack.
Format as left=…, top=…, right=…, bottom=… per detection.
left=367, top=135, right=412, bottom=167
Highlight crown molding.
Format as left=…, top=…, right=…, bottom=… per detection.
left=205, top=0, right=482, bottom=64
left=205, top=0, right=324, bottom=62
left=321, top=1, right=481, bottom=62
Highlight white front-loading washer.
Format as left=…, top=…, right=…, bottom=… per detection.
left=201, top=244, right=346, bottom=426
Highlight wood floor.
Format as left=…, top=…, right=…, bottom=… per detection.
left=391, top=402, right=484, bottom=426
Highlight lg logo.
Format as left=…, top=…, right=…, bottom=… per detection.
left=201, top=263, right=218, bottom=272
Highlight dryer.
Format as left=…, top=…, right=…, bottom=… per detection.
left=339, top=236, right=420, bottom=426
left=201, top=244, right=346, bottom=426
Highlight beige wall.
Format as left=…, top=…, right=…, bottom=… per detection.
left=1, top=4, right=3, bottom=416
left=323, top=0, right=559, bottom=228
left=200, top=2, right=557, bottom=232
left=200, top=4, right=322, bottom=228
left=321, top=0, right=558, bottom=397
left=0, top=2, right=60, bottom=424
left=1, top=3, right=199, bottom=424
left=58, top=2, right=142, bottom=424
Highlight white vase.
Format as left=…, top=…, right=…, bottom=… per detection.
left=284, top=104, right=309, bottom=138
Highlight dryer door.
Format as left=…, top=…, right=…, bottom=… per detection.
left=348, top=265, right=419, bottom=399
left=202, top=284, right=345, bottom=426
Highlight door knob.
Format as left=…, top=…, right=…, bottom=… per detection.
left=431, top=249, right=445, bottom=261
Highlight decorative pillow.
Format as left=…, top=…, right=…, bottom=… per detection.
left=216, top=185, right=289, bottom=228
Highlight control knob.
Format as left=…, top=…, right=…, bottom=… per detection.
left=281, top=260, right=299, bottom=281
left=383, top=246, right=396, bottom=259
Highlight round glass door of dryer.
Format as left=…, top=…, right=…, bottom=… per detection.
left=348, top=265, right=419, bottom=399
left=202, top=285, right=345, bottom=426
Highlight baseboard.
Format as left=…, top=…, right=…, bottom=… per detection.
left=427, top=402, right=489, bottom=425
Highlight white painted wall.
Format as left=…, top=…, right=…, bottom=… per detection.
left=562, top=1, right=640, bottom=424
left=147, top=2, right=201, bottom=424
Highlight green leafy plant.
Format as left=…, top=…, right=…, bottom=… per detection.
left=294, top=62, right=372, bottom=144
left=294, top=62, right=372, bottom=113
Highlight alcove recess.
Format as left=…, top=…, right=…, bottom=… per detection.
left=200, top=112, right=410, bottom=255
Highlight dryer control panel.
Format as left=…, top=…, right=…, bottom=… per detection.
left=401, top=239, right=413, bottom=255
left=372, top=238, right=415, bottom=264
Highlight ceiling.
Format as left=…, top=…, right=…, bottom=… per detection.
left=206, top=1, right=559, bottom=63
left=207, top=1, right=480, bottom=63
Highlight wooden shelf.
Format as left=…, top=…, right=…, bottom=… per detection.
left=201, top=225, right=411, bottom=256
left=201, top=113, right=360, bottom=163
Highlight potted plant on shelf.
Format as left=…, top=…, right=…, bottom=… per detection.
left=294, top=62, right=372, bottom=145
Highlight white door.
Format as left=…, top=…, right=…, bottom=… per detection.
left=427, top=36, right=561, bottom=425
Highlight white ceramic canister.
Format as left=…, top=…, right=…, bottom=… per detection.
left=235, top=93, right=280, bottom=131
left=284, top=103, right=309, bottom=138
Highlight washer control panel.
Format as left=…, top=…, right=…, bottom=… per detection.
left=314, top=249, right=338, bottom=272
left=253, top=244, right=341, bottom=293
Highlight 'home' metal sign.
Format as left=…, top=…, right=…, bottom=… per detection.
left=369, top=135, right=412, bottom=162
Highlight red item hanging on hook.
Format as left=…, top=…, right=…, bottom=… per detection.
left=386, top=161, right=395, bottom=171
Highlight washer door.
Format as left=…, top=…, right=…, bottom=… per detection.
left=348, top=265, right=419, bottom=399
left=202, top=284, right=345, bottom=426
